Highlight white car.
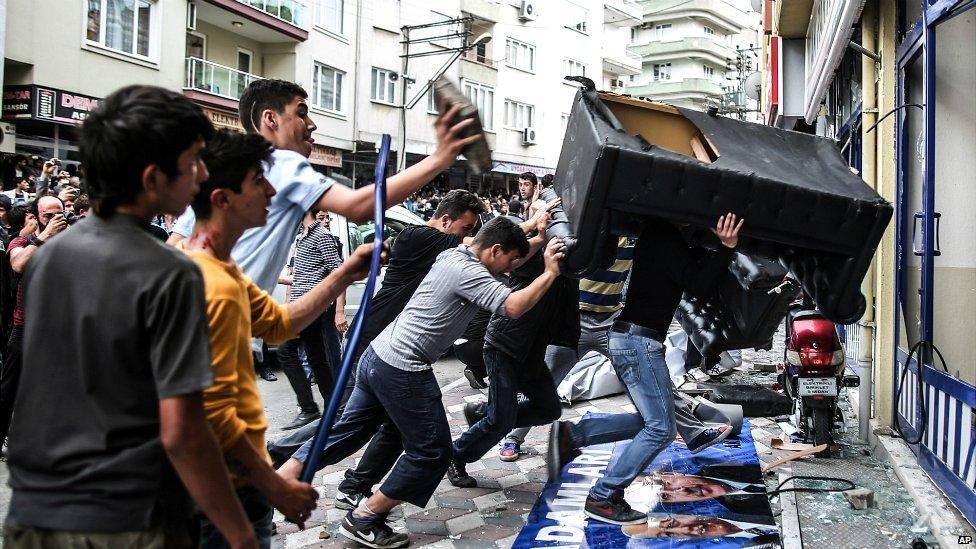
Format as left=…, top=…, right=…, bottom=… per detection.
left=273, top=205, right=425, bottom=320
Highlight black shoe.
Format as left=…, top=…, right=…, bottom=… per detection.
left=447, top=459, right=477, bottom=488
left=462, top=402, right=485, bottom=427
left=282, top=410, right=320, bottom=431
left=583, top=494, right=646, bottom=525
left=546, top=420, right=580, bottom=483
left=260, top=368, right=277, bottom=382
left=339, top=512, right=409, bottom=549
left=464, top=368, right=488, bottom=389
left=335, top=489, right=369, bottom=511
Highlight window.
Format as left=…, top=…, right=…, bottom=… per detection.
left=463, top=81, right=494, bottom=131
left=653, top=63, right=672, bottom=81
left=630, top=27, right=638, bottom=43
left=566, top=5, right=589, bottom=34
left=655, top=24, right=672, bottom=39
left=703, top=26, right=715, bottom=35
left=427, top=90, right=438, bottom=114
left=185, top=31, right=206, bottom=59
left=504, top=100, right=534, bottom=130
left=86, top=0, right=155, bottom=58
left=562, top=58, right=586, bottom=78
left=312, top=63, right=344, bottom=112
left=315, top=0, right=343, bottom=34
left=370, top=67, right=396, bottom=104
left=703, top=65, right=715, bottom=78
left=505, top=38, right=536, bottom=72
left=237, top=48, right=253, bottom=74
left=348, top=218, right=410, bottom=250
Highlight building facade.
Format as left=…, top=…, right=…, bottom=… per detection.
left=1, top=0, right=644, bottom=194
left=627, top=0, right=761, bottom=118
left=762, top=0, right=975, bottom=532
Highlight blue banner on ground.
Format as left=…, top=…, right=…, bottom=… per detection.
left=514, top=416, right=779, bottom=548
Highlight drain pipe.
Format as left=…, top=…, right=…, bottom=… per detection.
left=856, top=1, right=879, bottom=445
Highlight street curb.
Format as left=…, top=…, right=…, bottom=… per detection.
left=869, top=419, right=975, bottom=548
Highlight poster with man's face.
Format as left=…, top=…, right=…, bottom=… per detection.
left=514, top=416, right=779, bottom=548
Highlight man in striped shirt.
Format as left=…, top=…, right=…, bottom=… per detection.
left=578, top=236, right=635, bottom=357
left=277, top=208, right=347, bottom=430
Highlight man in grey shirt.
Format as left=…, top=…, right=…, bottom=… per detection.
left=279, top=217, right=565, bottom=549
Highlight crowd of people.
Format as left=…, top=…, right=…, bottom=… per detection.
left=0, top=76, right=746, bottom=549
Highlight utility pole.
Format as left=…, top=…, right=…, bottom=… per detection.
left=395, top=17, right=489, bottom=173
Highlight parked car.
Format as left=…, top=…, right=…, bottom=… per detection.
left=272, top=205, right=425, bottom=320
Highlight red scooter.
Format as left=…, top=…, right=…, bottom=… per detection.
left=771, top=278, right=859, bottom=456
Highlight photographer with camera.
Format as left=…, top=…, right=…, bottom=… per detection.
left=0, top=196, right=68, bottom=450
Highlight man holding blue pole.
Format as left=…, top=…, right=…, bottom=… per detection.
left=278, top=218, right=566, bottom=549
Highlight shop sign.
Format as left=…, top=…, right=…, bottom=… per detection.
left=2, top=85, right=100, bottom=126
left=202, top=107, right=244, bottom=132
left=309, top=144, right=343, bottom=167
left=2, top=86, right=32, bottom=119
left=491, top=161, right=555, bottom=177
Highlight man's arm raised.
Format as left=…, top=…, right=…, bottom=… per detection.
left=314, top=105, right=482, bottom=222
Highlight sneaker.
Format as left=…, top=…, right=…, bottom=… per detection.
left=339, top=512, right=409, bottom=549
left=546, top=421, right=580, bottom=483
left=447, top=459, right=477, bottom=488
left=499, top=442, right=521, bottom=462
left=335, top=489, right=368, bottom=511
left=282, top=410, right=320, bottom=431
left=685, top=424, right=732, bottom=454
left=464, top=368, right=488, bottom=390
left=583, top=494, right=647, bottom=525
left=462, top=402, right=485, bottom=427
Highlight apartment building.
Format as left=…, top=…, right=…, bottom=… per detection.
left=0, top=0, right=643, bottom=192
left=627, top=0, right=760, bottom=115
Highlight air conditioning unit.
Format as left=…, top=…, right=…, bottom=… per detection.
left=519, top=1, right=538, bottom=21
left=187, top=1, right=197, bottom=30
left=0, top=123, right=17, bottom=154
left=522, top=127, right=537, bottom=145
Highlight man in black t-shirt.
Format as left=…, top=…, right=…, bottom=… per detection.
left=547, top=214, right=744, bottom=526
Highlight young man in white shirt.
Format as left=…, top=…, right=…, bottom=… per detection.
left=168, top=78, right=480, bottom=295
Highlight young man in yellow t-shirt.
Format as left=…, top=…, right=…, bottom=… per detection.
left=180, top=129, right=376, bottom=547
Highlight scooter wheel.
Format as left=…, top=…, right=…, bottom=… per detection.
left=812, top=407, right=832, bottom=457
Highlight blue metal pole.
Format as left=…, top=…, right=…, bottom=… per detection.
left=300, top=134, right=391, bottom=484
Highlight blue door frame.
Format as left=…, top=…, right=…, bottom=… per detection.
left=894, top=0, right=976, bottom=526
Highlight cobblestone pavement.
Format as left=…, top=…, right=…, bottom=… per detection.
left=0, top=343, right=937, bottom=549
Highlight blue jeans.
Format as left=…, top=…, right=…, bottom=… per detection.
left=569, top=331, right=676, bottom=500
left=291, top=347, right=452, bottom=507
left=453, top=344, right=562, bottom=463
left=198, top=486, right=273, bottom=549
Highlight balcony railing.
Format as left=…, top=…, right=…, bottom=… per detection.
left=185, top=57, right=263, bottom=102
left=627, top=78, right=726, bottom=98
left=235, top=0, right=307, bottom=28
left=461, top=48, right=496, bottom=68
left=629, top=36, right=735, bottom=63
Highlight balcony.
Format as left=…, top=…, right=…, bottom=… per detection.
left=184, top=57, right=263, bottom=111
left=629, top=36, right=735, bottom=65
left=627, top=78, right=726, bottom=100
left=197, top=0, right=309, bottom=42
left=639, top=0, right=753, bottom=33
left=604, top=0, right=643, bottom=26
left=460, top=0, right=501, bottom=22
left=603, top=49, right=642, bottom=76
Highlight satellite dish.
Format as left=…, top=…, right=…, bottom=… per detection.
left=750, top=0, right=762, bottom=12
left=744, top=72, right=762, bottom=101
